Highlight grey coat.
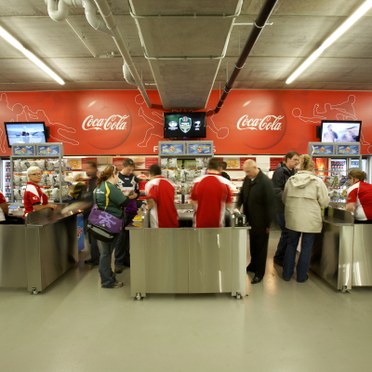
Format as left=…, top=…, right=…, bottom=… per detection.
left=283, top=171, right=329, bottom=233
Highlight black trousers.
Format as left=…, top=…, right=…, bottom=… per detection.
left=248, top=229, right=270, bottom=278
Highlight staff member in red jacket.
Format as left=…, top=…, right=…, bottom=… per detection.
left=145, top=164, right=178, bottom=228
left=23, top=166, right=56, bottom=216
left=0, top=190, right=8, bottom=222
left=346, top=168, right=372, bottom=222
left=190, top=158, right=233, bottom=228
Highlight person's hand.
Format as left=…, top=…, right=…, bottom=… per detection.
left=128, top=192, right=138, bottom=199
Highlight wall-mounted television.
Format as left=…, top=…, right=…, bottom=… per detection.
left=164, top=112, right=206, bottom=139
left=4, top=122, right=48, bottom=147
left=321, top=120, right=361, bottom=143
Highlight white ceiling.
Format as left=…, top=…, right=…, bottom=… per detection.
left=0, top=0, right=372, bottom=109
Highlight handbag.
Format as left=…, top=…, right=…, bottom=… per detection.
left=87, top=182, right=123, bottom=242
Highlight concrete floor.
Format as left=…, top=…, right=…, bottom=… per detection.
left=0, top=231, right=371, bottom=372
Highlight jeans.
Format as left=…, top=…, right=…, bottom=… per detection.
left=114, top=214, right=134, bottom=268
left=89, top=234, right=100, bottom=263
left=273, top=211, right=289, bottom=262
left=85, top=215, right=100, bottom=263
left=98, top=235, right=120, bottom=287
left=283, top=230, right=315, bottom=282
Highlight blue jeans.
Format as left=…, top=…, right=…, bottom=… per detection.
left=114, top=214, right=134, bottom=268
left=89, top=234, right=100, bottom=263
left=98, top=235, right=120, bottom=287
left=274, top=212, right=289, bottom=262
left=283, top=230, right=315, bottom=282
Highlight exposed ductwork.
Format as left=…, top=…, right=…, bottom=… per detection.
left=45, top=0, right=152, bottom=107
left=213, top=0, right=279, bottom=114
left=93, top=0, right=151, bottom=107
left=45, top=0, right=69, bottom=21
left=123, top=62, right=136, bottom=85
left=82, top=0, right=111, bottom=34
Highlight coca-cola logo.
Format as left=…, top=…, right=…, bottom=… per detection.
left=82, top=114, right=130, bottom=131
left=235, top=107, right=286, bottom=150
left=237, top=114, right=284, bottom=131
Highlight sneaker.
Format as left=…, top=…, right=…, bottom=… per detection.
left=297, top=275, right=309, bottom=283
left=102, top=281, right=124, bottom=289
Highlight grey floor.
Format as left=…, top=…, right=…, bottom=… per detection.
left=1, top=231, right=371, bottom=372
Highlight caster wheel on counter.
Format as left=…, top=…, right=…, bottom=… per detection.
left=341, top=286, right=350, bottom=294
left=135, top=293, right=142, bottom=301
left=236, top=293, right=241, bottom=300
left=31, top=288, right=39, bottom=295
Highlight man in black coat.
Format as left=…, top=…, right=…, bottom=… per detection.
left=237, top=160, right=275, bottom=284
left=84, top=160, right=100, bottom=265
left=271, top=152, right=300, bottom=266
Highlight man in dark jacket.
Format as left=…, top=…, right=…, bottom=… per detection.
left=271, top=152, right=300, bottom=266
left=84, top=160, right=100, bottom=265
left=114, top=158, right=140, bottom=272
left=237, top=160, right=275, bottom=284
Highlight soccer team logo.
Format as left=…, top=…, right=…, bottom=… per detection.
left=179, top=116, right=192, bottom=133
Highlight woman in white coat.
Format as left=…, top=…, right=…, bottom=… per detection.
left=282, top=155, right=329, bottom=282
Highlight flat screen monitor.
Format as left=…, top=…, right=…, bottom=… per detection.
left=164, top=112, right=206, bottom=139
left=320, top=120, right=361, bottom=143
left=4, top=122, right=48, bottom=147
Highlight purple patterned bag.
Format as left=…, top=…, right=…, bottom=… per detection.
left=88, top=205, right=123, bottom=234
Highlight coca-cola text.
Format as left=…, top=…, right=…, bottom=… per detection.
left=82, top=114, right=130, bottom=131
left=237, top=114, right=284, bottom=131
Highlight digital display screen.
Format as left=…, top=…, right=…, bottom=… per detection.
left=164, top=112, right=206, bottom=139
left=321, top=120, right=361, bottom=143
left=4, top=122, right=47, bottom=147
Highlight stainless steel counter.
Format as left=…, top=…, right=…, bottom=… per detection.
left=0, top=203, right=85, bottom=293
left=311, top=207, right=372, bottom=291
left=128, top=226, right=249, bottom=300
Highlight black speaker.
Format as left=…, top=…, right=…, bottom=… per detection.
left=315, top=125, right=321, bottom=139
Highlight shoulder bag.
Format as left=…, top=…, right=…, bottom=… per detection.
left=87, top=182, right=123, bottom=242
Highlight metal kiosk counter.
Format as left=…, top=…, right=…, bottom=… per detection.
left=0, top=208, right=79, bottom=294
left=128, top=225, right=249, bottom=300
left=311, top=208, right=372, bottom=292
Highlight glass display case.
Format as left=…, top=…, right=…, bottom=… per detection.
left=159, top=141, right=213, bottom=204
left=309, top=142, right=362, bottom=204
left=0, top=159, right=11, bottom=201
left=10, top=143, right=68, bottom=203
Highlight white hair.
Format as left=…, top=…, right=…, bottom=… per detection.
left=27, top=166, right=42, bottom=176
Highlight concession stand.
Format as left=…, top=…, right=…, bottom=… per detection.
left=309, top=141, right=372, bottom=292
left=311, top=207, right=372, bottom=292
left=0, top=205, right=81, bottom=294
left=128, top=209, right=249, bottom=300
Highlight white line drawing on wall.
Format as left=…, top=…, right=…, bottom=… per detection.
left=20, top=106, right=79, bottom=145
left=0, top=93, right=79, bottom=153
left=135, top=94, right=163, bottom=148
left=0, top=93, right=24, bottom=153
left=291, top=94, right=371, bottom=153
left=206, top=111, right=230, bottom=139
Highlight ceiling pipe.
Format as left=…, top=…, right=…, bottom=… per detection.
left=46, top=0, right=69, bottom=21
left=93, top=0, right=152, bottom=108
left=123, top=62, right=136, bottom=85
left=45, top=0, right=151, bottom=107
left=213, top=0, right=278, bottom=114
left=82, top=0, right=111, bottom=35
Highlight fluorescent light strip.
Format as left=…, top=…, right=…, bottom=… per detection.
left=286, top=0, right=372, bottom=85
left=0, top=26, right=65, bottom=85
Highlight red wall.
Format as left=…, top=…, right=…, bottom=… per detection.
left=1, top=90, right=371, bottom=156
